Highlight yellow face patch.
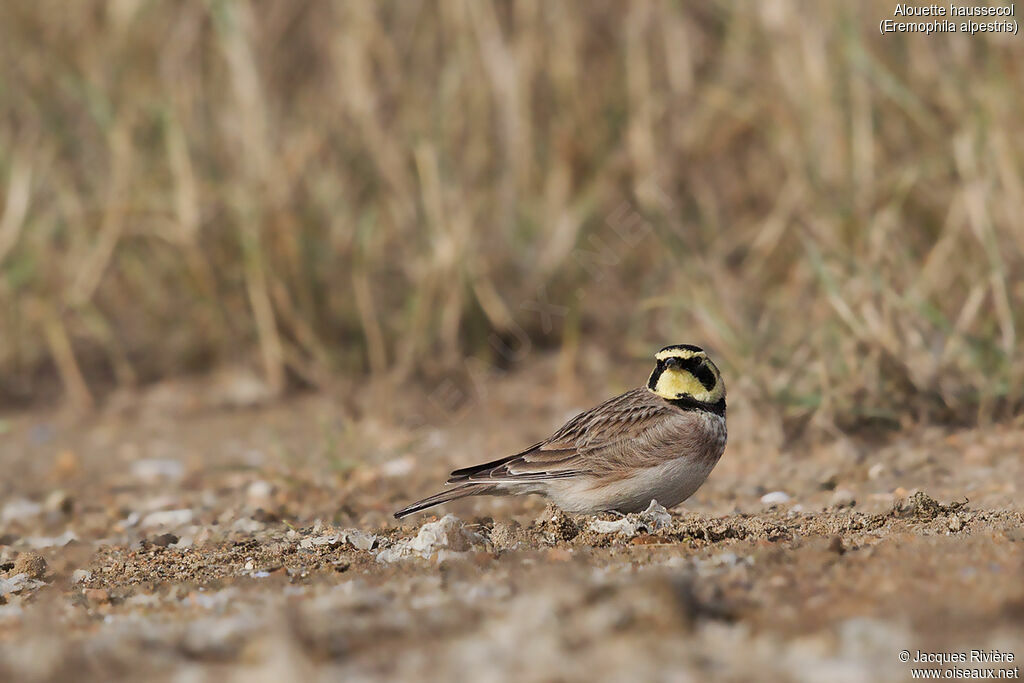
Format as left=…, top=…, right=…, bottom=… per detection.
left=647, top=345, right=725, bottom=404
left=650, top=367, right=721, bottom=403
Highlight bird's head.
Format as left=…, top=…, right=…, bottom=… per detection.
left=647, top=344, right=725, bottom=409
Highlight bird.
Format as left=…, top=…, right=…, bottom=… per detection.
left=394, top=344, right=726, bottom=519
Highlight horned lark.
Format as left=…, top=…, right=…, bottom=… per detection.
left=394, top=344, right=727, bottom=518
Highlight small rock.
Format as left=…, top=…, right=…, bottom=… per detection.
left=299, top=534, right=343, bottom=550
left=140, top=509, right=193, bottom=529
left=344, top=529, right=377, bottom=551
left=830, top=489, right=856, bottom=509
left=2, top=499, right=42, bottom=523
left=948, top=515, right=963, bottom=532
left=818, top=471, right=839, bottom=491
left=44, top=490, right=74, bottom=515
left=489, top=520, right=522, bottom=550
left=640, top=499, right=672, bottom=529
left=25, top=530, right=77, bottom=549
left=151, top=533, right=180, bottom=548
left=590, top=517, right=638, bottom=536
left=84, top=588, right=110, bottom=604
left=12, top=552, right=47, bottom=580
left=537, top=505, right=581, bottom=542
left=760, top=491, right=791, bottom=506
left=131, top=458, right=185, bottom=483
left=71, top=569, right=92, bottom=584
left=232, top=517, right=266, bottom=533
left=590, top=500, right=672, bottom=537
left=246, top=480, right=275, bottom=504
left=900, top=491, right=943, bottom=520
left=0, top=573, right=45, bottom=596
left=376, top=514, right=482, bottom=563
left=251, top=508, right=280, bottom=524
left=867, top=463, right=886, bottom=480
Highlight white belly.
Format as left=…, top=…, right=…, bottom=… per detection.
left=543, top=451, right=722, bottom=514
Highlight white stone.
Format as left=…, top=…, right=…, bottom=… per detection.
left=830, top=489, right=856, bottom=508
left=2, top=499, right=42, bottom=523
left=760, top=491, right=791, bottom=505
left=246, top=480, right=275, bottom=502
left=25, top=530, right=78, bottom=548
left=589, top=500, right=671, bottom=536
left=0, top=573, right=45, bottom=596
left=590, top=517, right=638, bottom=535
left=376, top=515, right=480, bottom=563
left=344, top=529, right=377, bottom=551
left=140, top=509, right=193, bottom=529
left=131, top=459, right=185, bottom=483
left=231, top=517, right=265, bottom=533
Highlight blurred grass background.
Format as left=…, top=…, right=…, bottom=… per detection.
left=0, top=1, right=1022, bottom=431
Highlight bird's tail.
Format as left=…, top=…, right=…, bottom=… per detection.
left=393, top=483, right=498, bottom=519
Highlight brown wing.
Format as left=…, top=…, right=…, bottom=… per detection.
left=447, top=388, right=674, bottom=484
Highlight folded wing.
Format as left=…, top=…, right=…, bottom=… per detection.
left=446, top=388, right=673, bottom=485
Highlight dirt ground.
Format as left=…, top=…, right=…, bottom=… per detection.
left=0, top=362, right=1021, bottom=682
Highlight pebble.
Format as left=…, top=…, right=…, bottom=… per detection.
left=2, top=499, right=42, bottom=523
left=818, top=471, right=839, bottom=491
left=12, top=552, right=47, bottom=580
left=489, top=520, right=522, bottom=550
left=71, top=569, right=93, bottom=584
left=344, top=530, right=377, bottom=551
left=231, top=517, right=266, bottom=533
left=867, top=463, right=886, bottom=480
left=131, top=458, right=185, bottom=483
left=84, top=588, right=110, bottom=604
left=140, top=509, right=193, bottom=529
left=760, top=491, right=791, bottom=506
left=948, top=515, right=963, bottom=532
left=376, top=514, right=481, bottom=563
left=830, top=489, right=856, bottom=509
left=246, top=480, right=275, bottom=504
left=44, top=490, right=73, bottom=515
left=251, top=508, right=280, bottom=524
left=25, top=530, right=77, bottom=549
left=150, top=533, right=180, bottom=548
left=0, top=573, right=44, bottom=597
left=590, top=517, right=639, bottom=535
left=299, top=535, right=343, bottom=550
